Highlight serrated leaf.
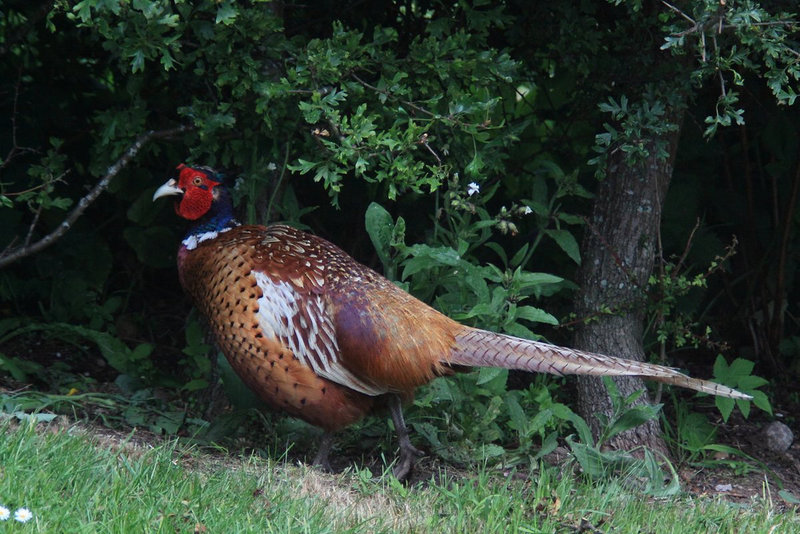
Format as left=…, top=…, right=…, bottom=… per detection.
left=736, top=375, right=769, bottom=390
left=480, top=443, right=506, bottom=458
left=751, top=390, right=772, bottom=414
left=727, top=358, right=755, bottom=377
left=215, top=1, right=238, bottom=24
left=735, top=396, right=751, bottom=418
left=715, top=396, right=735, bottom=422
left=465, top=152, right=484, bottom=177
left=713, top=354, right=729, bottom=377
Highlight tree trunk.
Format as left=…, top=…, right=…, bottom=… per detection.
left=572, top=109, right=684, bottom=454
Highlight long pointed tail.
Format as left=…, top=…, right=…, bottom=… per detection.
left=448, top=327, right=751, bottom=400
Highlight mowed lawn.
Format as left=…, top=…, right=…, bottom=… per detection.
left=0, top=418, right=796, bottom=533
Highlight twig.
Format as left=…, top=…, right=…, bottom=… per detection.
left=352, top=73, right=436, bottom=119
left=0, top=125, right=190, bottom=269
left=673, top=218, right=701, bottom=279
left=701, top=29, right=707, bottom=62
left=264, top=140, right=292, bottom=223
left=661, top=0, right=798, bottom=41
left=419, top=133, right=442, bottom=165
left=23, top=202, right=44, bottom=249
left=660, top=0, right=696, bottom=26
left=1, top=70, right=39, bottom=175
left=351, top=72, right=493, bottom=132
left=713, top=34, right=726, bottom=98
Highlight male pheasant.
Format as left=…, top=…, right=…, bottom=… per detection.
left=154, top=163, right=750, bottom=478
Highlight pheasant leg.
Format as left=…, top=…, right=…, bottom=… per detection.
left=313, top=431, right=335, bottom=472
left=388, top=394, right=424, bottom=479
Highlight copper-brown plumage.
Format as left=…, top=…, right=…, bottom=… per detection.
left=154, top=164, right=751, bottom=478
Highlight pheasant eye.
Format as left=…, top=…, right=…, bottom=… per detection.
left=192, top=176, right=204, bottom=186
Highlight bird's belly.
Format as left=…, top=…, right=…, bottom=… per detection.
left=210, top=316, right=374, bottom=432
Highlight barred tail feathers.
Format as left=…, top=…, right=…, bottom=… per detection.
left=449, top=327, right=751, bottom=400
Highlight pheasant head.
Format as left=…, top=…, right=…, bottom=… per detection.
left=153, top=163, right=238, bottom=237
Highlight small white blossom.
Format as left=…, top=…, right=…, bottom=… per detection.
left=467, top=182, right=480, bottom=196
left=14, top=508, right=32, bottom=523
left=0, top=506, right=10, bottom=520
left=523, top=206, right=533, bottom=215
left=267, top=162, right=277, bottom=171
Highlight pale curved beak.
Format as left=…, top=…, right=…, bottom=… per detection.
left=152, top=178, right=183, bottom=201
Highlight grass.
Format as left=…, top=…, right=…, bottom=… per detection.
left=0, top=417, right=796, bottom=533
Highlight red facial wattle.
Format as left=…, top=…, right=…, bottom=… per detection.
left=173, top=165, right=220, bottom=220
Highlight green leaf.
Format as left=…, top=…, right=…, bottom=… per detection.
left=465, top=152, right=484, bottom=177
left=566, top=436, right=630, bottom=478
left=182, top=379, right=210, bottom=392
left=727, top=357, right=755, bottom=377
left=480, top=443, right=506, bottom=459
left=736, top=397, right=751, bottom=418
left=736, top=375, right=769, bottom=390
left=476, top=367, right=506, bottom=386
left=715, top=396, right=735, bottom=422
left=215, top=1, right=238, bottom=25
left=509, top=243, right=529, bottom=267
left=515, top=272, right=564, bottom=286
left=401, top=245, right=461, bottom=278
left=529, top=408, right=553, bottom=434
left=750, top=390, right=772, bottom=415
left=514, top=305, right=558, bottom=325
left=552, top=403, right=593, bottom=446
left=365, top=203, right=395, bottom=275
left=713, top=354, right=730, bottom=378
left=779, top=490, right=800, bottom=505
left=505, top=395, right=528, bottom=434
left=605, top=404, right=661, bottom=442
left=544, top=229, right=581, bottom=264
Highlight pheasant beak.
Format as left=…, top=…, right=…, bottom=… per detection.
left=153, top=178, right=184, bottom=201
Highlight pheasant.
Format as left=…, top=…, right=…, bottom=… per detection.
left=154, top=163, right=750, bottom=478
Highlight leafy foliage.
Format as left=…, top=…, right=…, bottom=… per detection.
left=712, top=356, right=771, bottom=421
left=0, top=0, right=797, bottom=477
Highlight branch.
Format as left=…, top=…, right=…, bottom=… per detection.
left=0, top=125, right=190, bottom=269
left=351, top=73, right=436, bottom=120
left=660, top=0, right=696, bottom=26
left=351, top=72, right=493, bottom=131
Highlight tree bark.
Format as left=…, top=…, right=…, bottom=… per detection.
left=572, top=109, right=684, bottom=454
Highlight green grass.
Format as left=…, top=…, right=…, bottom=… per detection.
left=0, top=418, right=796, bottom=533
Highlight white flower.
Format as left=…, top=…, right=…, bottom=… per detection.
left=0, top=506, right=9, bottom=520
left=14, top=508, right=32, bottom=523
left=523, top=206, right=533, bottom=215
left=467, top=182, right=480, bottom=196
